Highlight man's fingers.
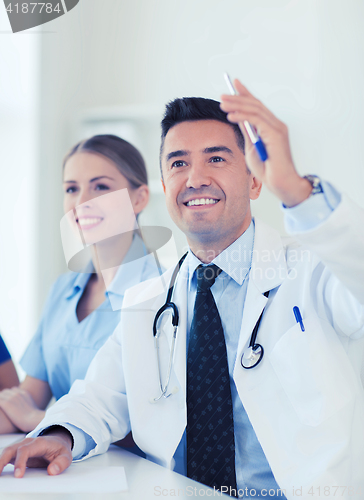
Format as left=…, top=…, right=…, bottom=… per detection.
left=221, top=97, right=281, bottom=131
left=0, top=438, right=34, bottom=475
left=13, top=445, right=34, bottom=478
left=221, top=79, right=284, bottom=131
left=0, top=445, right=17, bottom=474
left=233, top=78, right=251, bottom=96
left=0, top=436, right=73, bottom=477
left=12, top=438, right=53, bottom=477
left=47, top=453, right=72, bottom=476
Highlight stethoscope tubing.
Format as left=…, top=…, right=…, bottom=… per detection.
left=152, top=254, right=271, bottom=401
left=152, top=253, right=188, bottom=401
left=248, top=290, right=269, bottom=348
left=241, top=290, right=269, bottom=369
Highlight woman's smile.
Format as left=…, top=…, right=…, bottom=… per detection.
left=76, top=215, right=104, bottom=230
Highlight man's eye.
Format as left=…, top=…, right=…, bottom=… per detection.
left=171, top=160, right=187, bottom=168
left=210, top=156, right=224, bottom=163
left=65, top=186, right=77, bottom=194
left=95, top=184, right=110, bottom=191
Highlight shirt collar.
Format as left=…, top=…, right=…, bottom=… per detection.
left=187, top=220, right=255, bottom=290
left=65, top=234, right=148, bottom=302
left=65, top=261, right=94, bottom=300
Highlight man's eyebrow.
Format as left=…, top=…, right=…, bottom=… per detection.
left=203, top=146, right=234, bottom=156
left=166, top=150, right=190, bottom=162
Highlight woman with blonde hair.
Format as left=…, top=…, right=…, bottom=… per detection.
left=0, top=134, right=159, bottom=439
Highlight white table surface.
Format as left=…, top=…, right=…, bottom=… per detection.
left=0, top=439, right=230, bottom=499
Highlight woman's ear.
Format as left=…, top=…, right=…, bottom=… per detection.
left=249, top=175, right=262, bottom=200
left=132, top=185, right=149, bottom=215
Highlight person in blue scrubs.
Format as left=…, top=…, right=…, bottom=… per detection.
left=0, top=335, right=19, bottom=391
left=0, top=134, right=160, bottom=436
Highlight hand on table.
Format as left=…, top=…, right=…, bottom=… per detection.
left=220, top=79, right=312, bottom=207
left=0, top=388, right=45, bottom=432
left=0, top=434, right=73, bottom=478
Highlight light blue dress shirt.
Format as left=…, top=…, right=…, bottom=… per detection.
left=55, top=183, right=342, bottom=496
left=21, top=235, right=161, bottom=400
left=173, top=222, right=273, bottom=491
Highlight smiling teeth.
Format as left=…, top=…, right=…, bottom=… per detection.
left=186, top=199, right=218, bottom=206
left=78, top=218, right=102, bottom=226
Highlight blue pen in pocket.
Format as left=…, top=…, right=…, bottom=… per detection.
left=293, top=306, right=305, bottom=332
left=223, top=73, right=268, bottom=162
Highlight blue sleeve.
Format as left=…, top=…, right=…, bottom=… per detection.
left=20, top=319, right=48, bottom=381
left=20, top=278, right=62, bottom=382
left=0, top=335, right=11, bottom=365
left=64, top=424, right=96, bottom=460
left=283, top=180, right=342, bottom=233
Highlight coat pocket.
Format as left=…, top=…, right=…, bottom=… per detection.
left=269, top=315, right=354, bottom=426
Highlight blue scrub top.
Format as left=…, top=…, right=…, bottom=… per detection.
left=20, top=236, right=161, bottom=400
left=0, top=335, right=11, bottom=365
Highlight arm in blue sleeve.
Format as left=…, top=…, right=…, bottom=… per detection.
left=20, top=321, right=48, bottom=381
left=283, top=180, right=342, bottom=233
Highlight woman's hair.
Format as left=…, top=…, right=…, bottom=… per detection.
left=63, top=134, right=148, bottom=188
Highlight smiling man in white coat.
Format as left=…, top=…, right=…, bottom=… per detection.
left=1, top=80, right=364, bottom=500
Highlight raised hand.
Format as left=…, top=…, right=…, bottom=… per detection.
left=220, top=79, right=312, bottom=207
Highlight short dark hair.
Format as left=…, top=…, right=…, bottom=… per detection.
left=63, top=134, right=148, bottom=189
left=160, top=97, right=245, bottom=175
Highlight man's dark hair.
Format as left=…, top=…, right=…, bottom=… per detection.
left=160, top=97, right=245, bottom=176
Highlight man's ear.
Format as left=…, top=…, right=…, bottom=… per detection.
left=133, top=185, right=149, bottom=215
left=249, top=175, right=262, bottom=200
left=161, top=179, right=166, bottom=194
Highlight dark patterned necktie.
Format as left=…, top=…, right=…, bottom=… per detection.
left=187, top=264, right=237, bottom=494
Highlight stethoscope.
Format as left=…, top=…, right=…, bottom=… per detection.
left=240, top=289, right=269, bottom=369
left=152, top=253, right=270, bottom=401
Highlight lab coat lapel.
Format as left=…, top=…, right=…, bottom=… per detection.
left=127, top=261, right=188, bottom=468
left=235, top=219, right=288, bottom=369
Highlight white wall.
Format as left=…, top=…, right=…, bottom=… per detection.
left=0, top=10, right=40, bottom=362
left=31, top=0, right=364, bottom=321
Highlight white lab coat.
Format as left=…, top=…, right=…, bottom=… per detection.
left=37, top=194, right=364, bottom=499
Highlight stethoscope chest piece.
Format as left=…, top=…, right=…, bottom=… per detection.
left=240, top=290, right=270, bottom=370
left=241, top=344, right=264, bottom=369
